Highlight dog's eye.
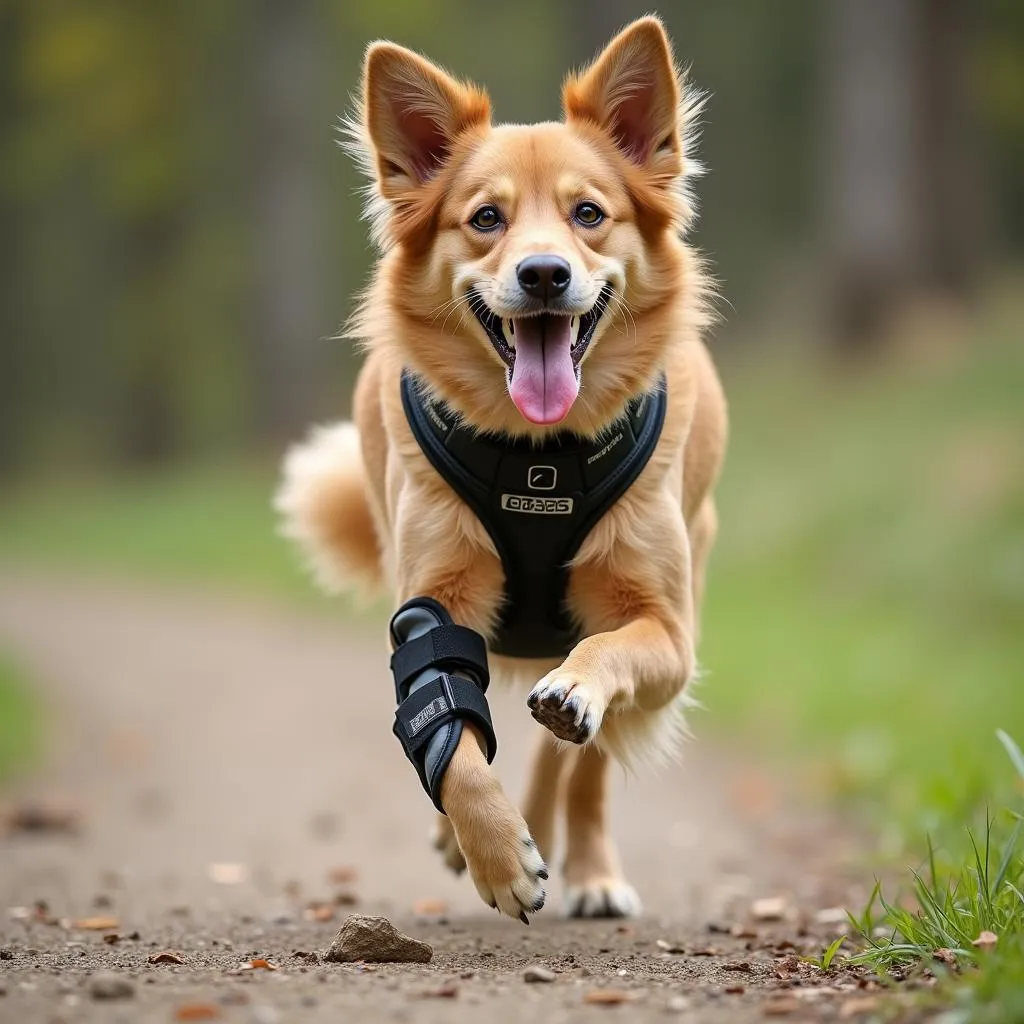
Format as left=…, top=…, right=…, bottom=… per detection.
left=469, top=205, right=502, bottom=231
left=572, top=202, right=605, bottom=227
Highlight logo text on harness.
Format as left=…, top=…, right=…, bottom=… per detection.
left=527, top=465, right=557, bottom=490
left=501, top=494, right=574, bottom=515
left=587, top=432, right=623, bottom=465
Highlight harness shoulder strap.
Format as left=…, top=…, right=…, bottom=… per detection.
left=400, top=372, right=666, bottom=658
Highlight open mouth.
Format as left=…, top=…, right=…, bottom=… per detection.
left=469, top=286, right=612, bottom=425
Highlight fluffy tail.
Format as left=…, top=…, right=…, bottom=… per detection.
left=274, top=422, right=383, bottom=595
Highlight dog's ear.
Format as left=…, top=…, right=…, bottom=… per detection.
left=362, top=42, right=490, bottom=198
left=563, top=17, right=681, bottom=172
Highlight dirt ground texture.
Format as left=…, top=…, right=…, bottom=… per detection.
left=0, top=575, right=889, bottom=1023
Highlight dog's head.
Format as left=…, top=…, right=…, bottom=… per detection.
left=348, top=17, right=705, bottom=434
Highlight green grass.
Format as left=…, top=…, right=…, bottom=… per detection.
left=701, top=305, right=1024, bottom=836
left=0, top=653, right=42, bottom=779
left=0, top=461, right=330, bottom=606
left=831, top=731, right=1024, bottom=1022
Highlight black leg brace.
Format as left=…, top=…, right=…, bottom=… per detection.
left=390, top=597, right=497, bottom=813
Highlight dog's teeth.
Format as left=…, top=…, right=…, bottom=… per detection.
left=502, top=319, right=515, bottom=349
left=569, top=316, right=581, bottom=349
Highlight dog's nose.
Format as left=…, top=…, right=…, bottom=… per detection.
left=516, top=255, right=572, bottom=302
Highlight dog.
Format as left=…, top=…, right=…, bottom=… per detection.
left=276, top=15, right=727, bottom=921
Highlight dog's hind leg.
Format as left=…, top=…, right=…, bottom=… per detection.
left=521, top=729, right=574, bottom=866
left=562, top=743, right=640, bottom=918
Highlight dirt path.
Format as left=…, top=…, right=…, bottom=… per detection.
left=0, top=575, right=874, bottom=1022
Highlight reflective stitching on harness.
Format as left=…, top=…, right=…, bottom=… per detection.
left=400, top=371, right=667, bottom=659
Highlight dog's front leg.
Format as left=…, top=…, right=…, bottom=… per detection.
left=527, top=611, right=695, bottom=745
left=391, top=514, right=547, bottom=920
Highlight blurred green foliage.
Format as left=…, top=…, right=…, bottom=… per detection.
left=0, top=653, right=41, bottom=779
left=2, top=288, right=1021, bottom=835
left=3, top=0, right=1024, bottom=470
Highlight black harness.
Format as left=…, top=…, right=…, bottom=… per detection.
left=400, top=370, right=667, bottom=659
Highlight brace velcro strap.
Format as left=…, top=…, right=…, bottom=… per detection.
left=389, top=623, right=490, bottom=697
left=393, top=674, right=496, bottom=765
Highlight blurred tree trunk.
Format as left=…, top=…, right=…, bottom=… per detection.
left=249, top=0, right=323, bottom=444
left=825, top=0, right=982, bottom=349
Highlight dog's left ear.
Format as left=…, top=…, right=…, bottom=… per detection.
left=563, top=17, right=681, bottom=174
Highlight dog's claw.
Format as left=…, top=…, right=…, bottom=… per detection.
left=528, top=674, right=602, bottom=744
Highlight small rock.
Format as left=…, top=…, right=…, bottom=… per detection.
left=656, top=939, right=685, bottom=954
left=324, top=915, right=432, bottom=964
left=89, top=973, right=135, bottom=1000
left=252, top=1006, right=279, bottom=1024
left=3, top=801, right=79, bottom=835
left=666, top=995, right=690, bottom=1012
left=814, top=907, right=848, bottom=925
left=752, top=897, right=787, bottom=921
left=416, top=983, right=458, bottom=999
left=523, top=965, right=557, bottom=983
left=972, top=930, right=998, bottom=949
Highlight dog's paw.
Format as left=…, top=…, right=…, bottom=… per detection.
left=565, top=878, right=642, bottom=919
left=460, top=820, right=548, bottom=922
left=431, top=814, right=466, bottom=875
left=527, top=672, right=604, bottom=744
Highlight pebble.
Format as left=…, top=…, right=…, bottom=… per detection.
left=325, top=914, right=432, bottom=964
left=523, top=965, right=557, bottom=983
left=666, top=995, right=691, bottom=1012
left=89, top=973, right=135, bottom=1000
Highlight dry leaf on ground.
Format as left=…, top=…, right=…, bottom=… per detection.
left=148, top=951, right=186, bottom=965
left=584, top=989, right=631, bottom=1005
left=763, top=995, right=801, bottom=1016
left=174, top=1004, right=223, bottom=1021
left=839, top=997, right=879, bottom=1019
left=71, top=916, right=119, bottom=931
left=245, top=958, right=277, bottom=971
left=327, top=866, right=357, bottom=885
left=303, top=903, right=334, bottom=923
left=412, top=899, right=448, bottom=916
left=208, top=863, right=248, bottom=885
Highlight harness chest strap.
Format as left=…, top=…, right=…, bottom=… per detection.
left=400, top=370, right=667, bottom=659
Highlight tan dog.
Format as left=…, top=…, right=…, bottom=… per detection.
left=277, top=16, right=727, bottom=921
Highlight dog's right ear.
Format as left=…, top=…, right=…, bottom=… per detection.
left=362, top=42, right=490, bottom=200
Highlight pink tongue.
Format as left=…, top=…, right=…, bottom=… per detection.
left=507, top=316, right=579, bottom=425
